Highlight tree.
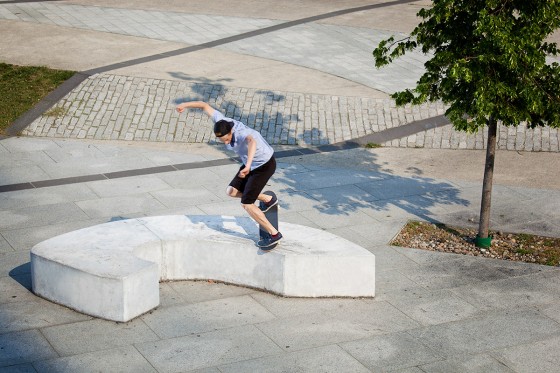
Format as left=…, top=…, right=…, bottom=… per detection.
left=373, top=0, right=560, bottom=247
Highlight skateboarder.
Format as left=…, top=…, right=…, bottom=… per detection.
left=176, top=101, right=282, bottom=247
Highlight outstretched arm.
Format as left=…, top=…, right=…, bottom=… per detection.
left=176, top=101, right=215, bottom=117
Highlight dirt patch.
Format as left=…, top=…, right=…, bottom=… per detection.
left=391, top=221, right=560, bottom=267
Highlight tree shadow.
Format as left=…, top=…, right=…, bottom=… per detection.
left=168, top=74, right=470, bottom=224
left=273, top=147, right=471, bottom=224
left=168, top=72, right=234, bottom=84
left=169, top=73, right=304, bottom=145
left=186, top=214, right=257, bottom=239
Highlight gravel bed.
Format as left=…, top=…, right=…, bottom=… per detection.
left=391, top=221, right=560, bottom=266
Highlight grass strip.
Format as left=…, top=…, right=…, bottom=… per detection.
left=0, top=62, right=74, bottom=134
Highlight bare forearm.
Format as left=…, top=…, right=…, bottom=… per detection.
left=239, top=136, right=256, bottom=178
left=176, top=101, right=214, bottom=117
left=245, top=136, right=257, bottom=169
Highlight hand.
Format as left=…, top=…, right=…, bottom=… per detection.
left=176, top=104, right=186, bottom=113
left=238, top=166, right=250, bottom=178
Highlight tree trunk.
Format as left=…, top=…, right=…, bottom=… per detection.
left=477, top=116, right=497, bottom=245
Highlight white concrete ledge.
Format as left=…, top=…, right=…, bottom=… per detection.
left=31, top=215, right=375, bottom=322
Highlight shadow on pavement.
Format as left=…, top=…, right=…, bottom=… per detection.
left=168, top=77, right=470, bottom=223
left=274, top=148, right=471, bottom=222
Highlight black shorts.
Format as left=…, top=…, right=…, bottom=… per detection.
left=229, top=156, right=276, bottom=204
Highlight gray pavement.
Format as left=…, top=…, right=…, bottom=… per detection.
left=1, top=1, right=560, bottom=372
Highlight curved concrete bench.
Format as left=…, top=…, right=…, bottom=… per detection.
left=31, top=215, right=375, bottom=322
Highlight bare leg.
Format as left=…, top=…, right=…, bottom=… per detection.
left=257, top=193, right=273, bottom=203
left=226, top=186, right=242, bottom=198
left=227, top=186, right=273, bottom=204
left=242, top=203, right=278, bottom=235
left=226, top=186, right=277, bottom=234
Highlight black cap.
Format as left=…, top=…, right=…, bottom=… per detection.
left=214, top=120, right=233, bottom=137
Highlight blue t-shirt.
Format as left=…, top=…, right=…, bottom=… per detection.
left=212, top=110, right=274, bottom=170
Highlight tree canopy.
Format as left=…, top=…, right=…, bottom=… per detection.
left=373, top=0, right=560, bottom=132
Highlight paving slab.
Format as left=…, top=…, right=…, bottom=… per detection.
left=495, top=218, right=560, bottom=239
left=68, top=0, right=417, bottom=27
left=195, top=199, right=248, bottom=216
left=0, top=15, right=197, bottom=71
left=396, top=255, right=514, bottom=290
left=0, top=276, right=34, bottom=305
left=280, top=167, right=388, bottom=190
left=339, top=331, right=442, bottom=371
left=369, top=245, right=416, bottom=272
left=330, top=224, right=407, bottom=252
left=381, top=288, right=481, bottom=326
left=408, top=307, right=560, bottom=356
left=84, top=175, right=171, bottom=198
left=0, top=149, right=56, bottom=169
left=32, top=345, right=157, bottom=373
left=298, top=208, right=380, bottom=230
left=374, top=267, right=424, bottom=296
left=166, top=280, right=256, bottom=306
left=273, top=210, right=321, bottom=229
left=255, top=300, right=420, bottom=351
left=109, top=47, right=387, bottom=98
left=0, top=299, right=89, bottom=334
left=390, top=245, right=468, bottom=266
left=157, top=168, right=226, bottom=189
left=0, top=251, right=30, bottom=278
left=0, top=330, right=57, bottom=368
left=0, top=218, right=104, bottom=252
left=140, top=295, right=276, bottom=340
left=36, top=154, right=159, bottom=179
left=0, top=363, right=38, bottom=373
left=0, top=165, right=51, bottom=185
left=395, top=368, right=426, bottom=373
left=281, top=147, right=560, bottom=190
left=265, top=190, right=322, bottom=213
left=135, top=325, right=282, bottom=373
left=0, top=235, right=12, bottom=254
left=0, top=184, right=98, bottom=210
left=41, top=318, right=159, bottom=356
left=249, top=292, right=360, bottom=319
left=418, top=353, right=515, bottom=373
left=451, top=271, right=560, bottom=312
left=218, top=345, right=370, bottom=373
left=41, top=144, right=111, bottom=163
left=75, top=194, right=167, bottom=219
left=492, top=335, right=560, bottom=373
left=135, top=150, right=209, bottom=166
left=0, top=202, right=89, bottom=231
left=541, top=301, right=560, bottom=324
left=150, top=187, right=223, bottom=209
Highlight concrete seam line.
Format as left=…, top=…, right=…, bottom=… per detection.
left=1, top=0, right=64, bottom=4
left=340, top=115, right=451, bottom=146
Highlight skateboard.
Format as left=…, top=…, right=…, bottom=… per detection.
left=258, top=191, right=279, bottom=250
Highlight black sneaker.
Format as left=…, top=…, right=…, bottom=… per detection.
left=258, top=232, right=283, bottom=249
left=259, top=194, right=278, bottom=212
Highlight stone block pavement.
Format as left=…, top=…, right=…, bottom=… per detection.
left=1, top=1, right=560, bottom=372
left=22, top=74, right=447, bottom=145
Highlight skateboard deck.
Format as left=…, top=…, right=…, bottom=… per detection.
left=258, top=191, right=279, bottom=250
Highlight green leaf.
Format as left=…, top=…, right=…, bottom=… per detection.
left=373, top=0, right=560, bottom=131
